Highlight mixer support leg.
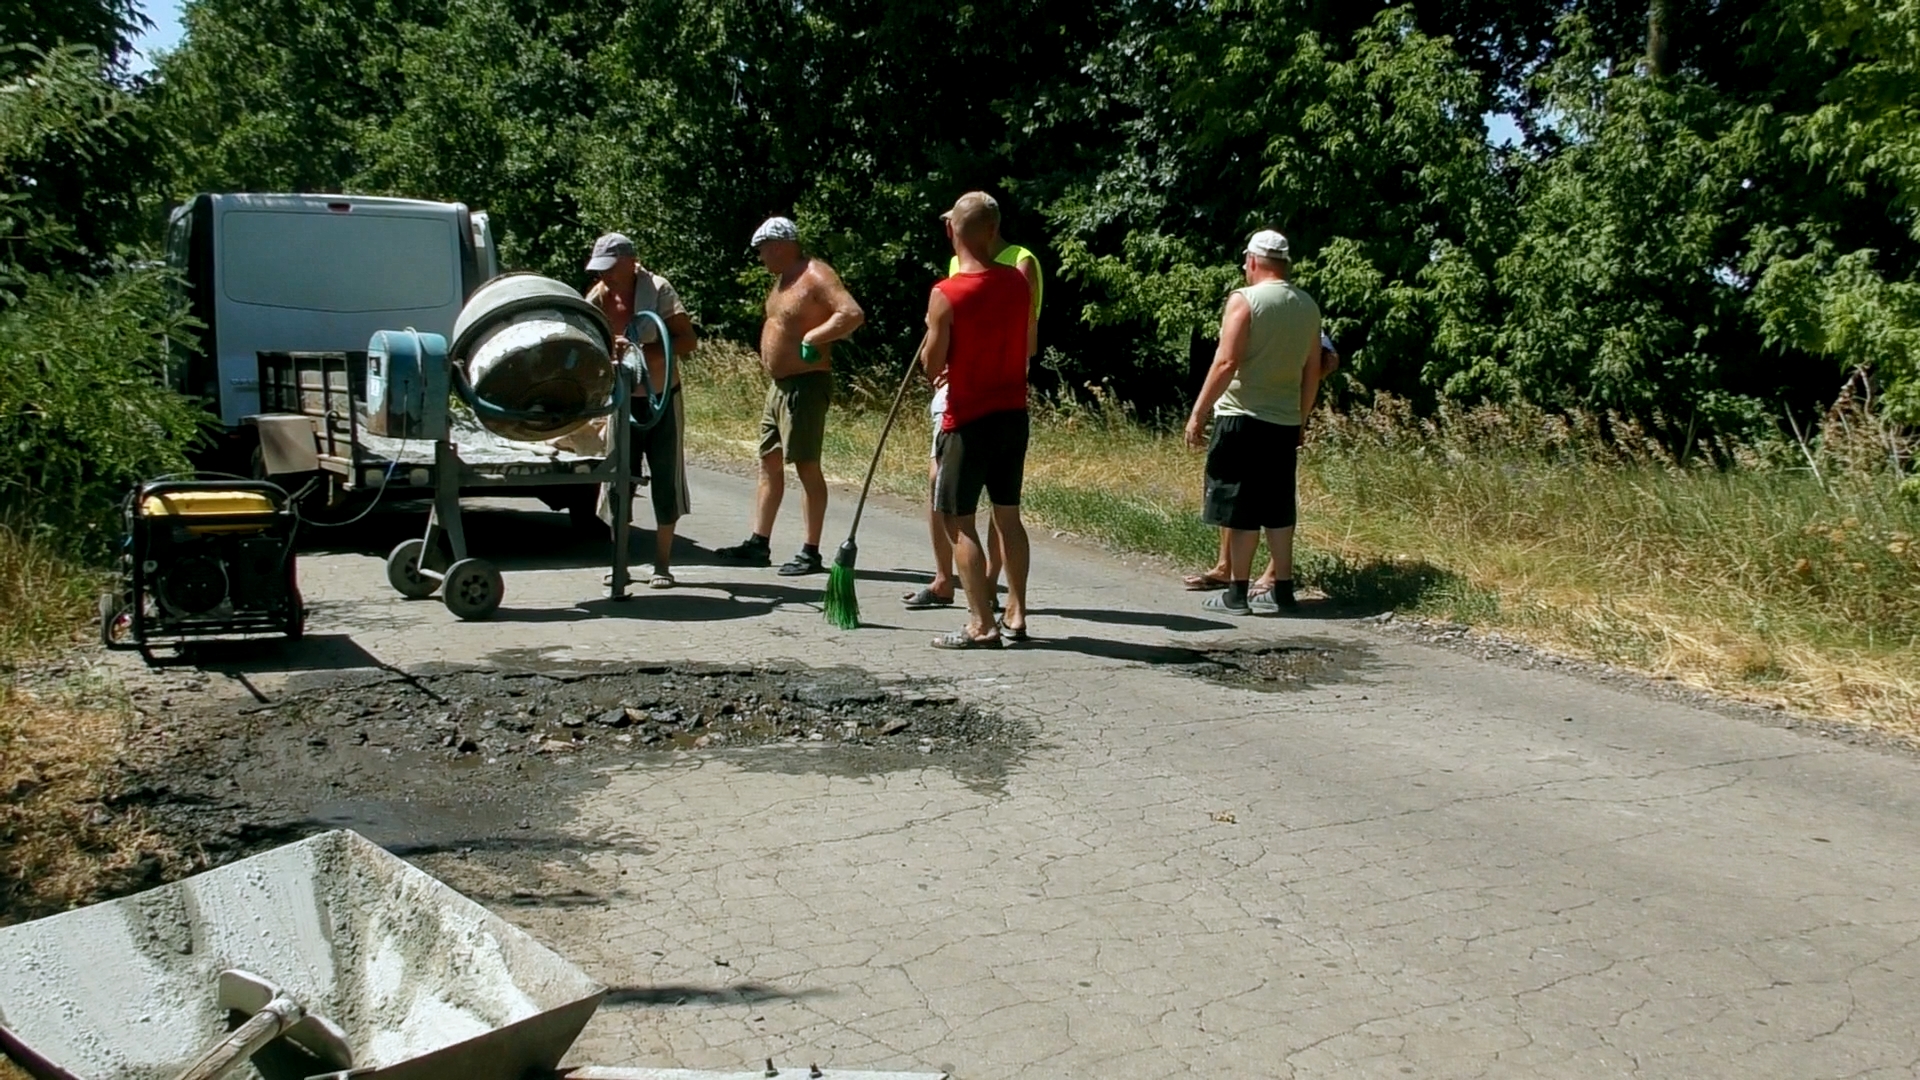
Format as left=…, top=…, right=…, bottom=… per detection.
left=609, top=373, right=634, bottom=601
left=430, top=439, right=469, bottom=563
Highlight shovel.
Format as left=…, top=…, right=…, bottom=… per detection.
left=170, top=969, right=353, bottom=1080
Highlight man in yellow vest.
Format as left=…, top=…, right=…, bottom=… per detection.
left=902, top=193, right=1043, bottom=612
left=1185, top=229, right=1322, bottom=615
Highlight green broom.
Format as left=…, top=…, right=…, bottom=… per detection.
left=824, top=342, right=926, bottom=629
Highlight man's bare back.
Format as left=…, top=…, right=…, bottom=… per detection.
left=760, top=257, right=863, bottom=380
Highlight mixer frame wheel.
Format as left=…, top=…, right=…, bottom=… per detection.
left=387, top=538, right=441, bottom=599
left=442, top=558, right=504, bottom=620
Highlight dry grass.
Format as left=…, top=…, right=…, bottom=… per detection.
left=0, top=524, right=178, bottom=924
left=0, top=678, right=180, bottom=925
left=683, top=342, right=1920, bottom=736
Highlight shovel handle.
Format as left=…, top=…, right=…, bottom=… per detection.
left=173, top=997, right=303, bottom=1080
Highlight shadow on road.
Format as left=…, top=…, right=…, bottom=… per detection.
left=146, top=633, right=383, bottom=672
left=1035, top=607, right=1234, bottom=633
left=603, top=983, right=834, bottom=1008
left=1015, top=635, right=1211, bottom=666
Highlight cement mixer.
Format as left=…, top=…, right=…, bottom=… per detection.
left=367, top=273, right=675, bottom=619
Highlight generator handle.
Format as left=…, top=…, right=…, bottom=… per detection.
left=133, top=479, right=294, bottom=512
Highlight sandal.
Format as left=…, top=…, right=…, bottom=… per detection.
left=1183, top=570, right=1231, bottom=591
left=931, top=628, right=1002, bottom=650
left=649, top=569, right=675, bottom=590
left=996, top=616, right=1029, bottom=644
left=902, top=586, right=954, bottom=609
left=777, top=549, right=825, bottom=576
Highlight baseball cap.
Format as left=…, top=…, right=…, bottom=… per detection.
left=941, top=191, right=1001, bottom=232
left=1245, top=229, right=1290, bottom=261
left=751, top=216, right=798, bottom=248
left=586, top=232, right=635, bottom=272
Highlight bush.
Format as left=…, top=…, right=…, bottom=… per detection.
left=0, top=264, right=207, bottom=556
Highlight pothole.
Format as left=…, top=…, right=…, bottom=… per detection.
left=123, top=662, right=1031, bottom=899
left=1183, top=641, right=1365, bottom=691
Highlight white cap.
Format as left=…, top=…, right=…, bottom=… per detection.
left=750, top=216, right=798, bottom=248
left=1245, top=229, right=1290, bottom=260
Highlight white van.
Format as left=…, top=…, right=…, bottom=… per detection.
left=166, top=193, right=498, bottom=428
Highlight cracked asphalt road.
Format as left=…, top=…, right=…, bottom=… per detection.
left=147, top=463, right=1920, bottom=1078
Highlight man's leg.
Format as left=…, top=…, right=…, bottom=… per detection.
left=985, top=514, right=1004, bottom=592
left=646, top=392, right=689, bottom=582
left=753, top=448, right=785, bottom=537
left=720, top=385, right=782, bottom=563
left=795, top=460, right=828, bottom=548
left=921, top=458, right=957, bottom=600
left=989, top=503, right=1028, bottom=631
left=945, top=511, right=997, bottom=641
left=1227, top=528, right=1260, bottom=587
left=775, top=373, right=831, bottom=575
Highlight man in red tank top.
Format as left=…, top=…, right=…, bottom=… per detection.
left=921, top=192, right=1036, bottom=649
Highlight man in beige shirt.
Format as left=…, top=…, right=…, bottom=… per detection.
left=584, top=232, right=697, bottom=589
left=715, top=217, right=865, bottom=574
left=1184, top=229, right=1322, bottom=616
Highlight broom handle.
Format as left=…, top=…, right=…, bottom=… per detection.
left=847, top=338, right=927, bottom=540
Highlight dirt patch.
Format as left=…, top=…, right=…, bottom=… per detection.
left=112, top=661, right=1030, bottom=906
left=1181, top=640, right=1366, bottom=692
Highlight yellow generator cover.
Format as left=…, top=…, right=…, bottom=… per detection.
left=142, top=490, right=277, bottom=518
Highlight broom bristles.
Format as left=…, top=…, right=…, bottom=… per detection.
left=823, top=562, right=859, bottom=629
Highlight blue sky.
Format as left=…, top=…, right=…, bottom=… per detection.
left=124, top=0, right=1528, bottom=148
left=130, top=0, right=185, bottom=71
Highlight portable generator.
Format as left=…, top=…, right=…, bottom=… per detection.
left=100, top=479, right=304, bottom=654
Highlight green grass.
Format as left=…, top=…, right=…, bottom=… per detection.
left=683, top=341, right=1920, bottom=734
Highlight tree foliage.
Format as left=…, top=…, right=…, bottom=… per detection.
left=140, top=0, right=1920, bottom=435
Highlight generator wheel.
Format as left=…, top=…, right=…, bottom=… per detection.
left=442, top=558, right=503, bottom=621
left=98, top=593, right=129, bottom=650
left=386, top=539, right=439, bottom=599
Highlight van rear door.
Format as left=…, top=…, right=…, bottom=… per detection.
left=208, top=194, right=467, bottom=426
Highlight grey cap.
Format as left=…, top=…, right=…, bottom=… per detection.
left=586, top=232, right=635, bottom=272
left=750, top=216, right=799, bottom=249
left=1245, top=229, right=1290, bottom=261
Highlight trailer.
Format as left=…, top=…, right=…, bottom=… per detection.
left=248, top=349, right=606, bottom=528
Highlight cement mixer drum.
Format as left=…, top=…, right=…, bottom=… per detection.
left=451, top=273, right=616, bottom=442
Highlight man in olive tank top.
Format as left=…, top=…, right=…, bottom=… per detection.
left=1184, top=229, right=1323, bottom=615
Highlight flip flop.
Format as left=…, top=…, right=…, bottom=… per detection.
left=996, top=616, right=1029, bottom=644
left=1183, top=570, right=1231, bottom=591
left=902, top=586, right=954, bottom=609
left=649, top=570, right=675, bottom=590
left=931, top=628, right=1002, bottom=649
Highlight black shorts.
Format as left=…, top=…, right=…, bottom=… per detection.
left=933, top=409, right=1029, bottom=516
left=629, top=386, right=688, bottom=525
left=1202, top=414, right=1300, bottom=531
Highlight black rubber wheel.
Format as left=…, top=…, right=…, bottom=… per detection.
left=98, top=593, right=125, bottom=649
left=442, top=558, right=503, bottom=620
left=386, top=539, right=439, bottom=599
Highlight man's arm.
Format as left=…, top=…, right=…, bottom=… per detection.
left=921, top=287, right=954, bottom=382
left=1298, top=331, right=1324, bottom=444
left=1185, top=292, right=1251, bottom=449
left=801, top=261, right=866, bottom=347
left=1017, top=255, right=1040, bottom=360
left=641, top=312, right=699, bottom=371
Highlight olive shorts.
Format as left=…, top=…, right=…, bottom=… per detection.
left=758, top=370, right=833, bottom=465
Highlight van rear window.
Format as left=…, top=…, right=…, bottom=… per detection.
left=221, top=211, right=457, bottom=312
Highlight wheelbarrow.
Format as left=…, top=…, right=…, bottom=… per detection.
left=0, top=831, right=943, bottom=1080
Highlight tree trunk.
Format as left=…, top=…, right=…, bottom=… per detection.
left=1646, top=0, right=1672, bottom=76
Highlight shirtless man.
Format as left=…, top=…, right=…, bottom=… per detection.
left=715, top=217, right=865, bottom=573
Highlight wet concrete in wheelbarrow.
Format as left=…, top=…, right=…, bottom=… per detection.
left=117, top=662, right=1034, bottom=906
